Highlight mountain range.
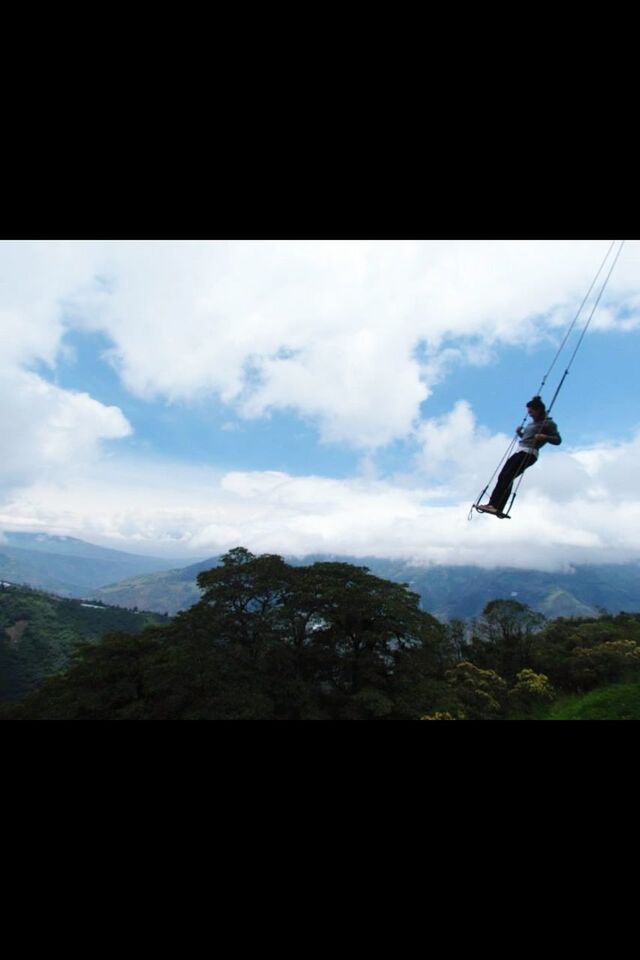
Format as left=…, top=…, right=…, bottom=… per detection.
left=4, top=531, right=640, bottom=622
left=0, top=532, right=181, bottom=597
left=94, top=553, right=640, bottom=622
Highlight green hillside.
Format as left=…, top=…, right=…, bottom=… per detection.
left=0, top=582, right=167, bottom=701
left=94, top=564, right=207, bottom=615
left=545, top=679, right=640, bottom=720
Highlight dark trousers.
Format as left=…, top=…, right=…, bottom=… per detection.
left=490, top=452, right=536, bottom=512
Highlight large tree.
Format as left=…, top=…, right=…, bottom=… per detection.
left=5, top=548, right=450, bottom=720
left=196, top=550, right=449, bottom=719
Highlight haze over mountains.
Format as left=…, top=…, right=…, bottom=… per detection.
left=3, top=530, right=639, bottom=622
left=93, top=554, right=640, bottom=621
left=0, top=532, right=181, bottom=597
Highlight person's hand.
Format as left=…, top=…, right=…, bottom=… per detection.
left=534, top=433, right=546, bottom=442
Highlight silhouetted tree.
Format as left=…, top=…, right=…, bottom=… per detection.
left=467, top=599, right=545, bottom=681
left=5, top=548, right=449, bottom=720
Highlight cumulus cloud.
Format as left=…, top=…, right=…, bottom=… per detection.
left=21, top=238, right=636, bottom=452
left=411, top=400, right=512, bottom=496
left=0, top=369, right=131, bottom=490
left=2, top=239, right=640, bottom=570
left=2, top=426, right=640, bottom=568
left=0, top=240, right=102, bottom=369
left=0, top=240, right=134, bottom=494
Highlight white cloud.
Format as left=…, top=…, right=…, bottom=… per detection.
left=0, top=240, right=134, bottom=493
left=0, top=240, right=102, bottom=369
left=9, top=238, right=634, bottom=452
left=2, top=239, right=640, bottom=570
left=2, top=425, right=640, bottom=569
left=0, top=368, right=131, bottom=490
left=412, top=400, right=510, bottom=492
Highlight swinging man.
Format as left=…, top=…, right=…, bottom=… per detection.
left=477, top=396, right=562, bottom=517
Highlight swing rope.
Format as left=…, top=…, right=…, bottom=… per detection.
left=470, top=240, right=626, bottom=520
left=546, top=239, right=625, bottom=415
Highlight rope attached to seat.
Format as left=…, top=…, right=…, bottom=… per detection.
left=470, top=240, right=626, bottom=520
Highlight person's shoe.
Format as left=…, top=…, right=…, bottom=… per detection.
left=477, top=503, right=498, bottom=514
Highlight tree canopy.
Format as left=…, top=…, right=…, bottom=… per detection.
left=3, top=549, right=450, bottom=720
left=3, top=550, right=640, bottom=720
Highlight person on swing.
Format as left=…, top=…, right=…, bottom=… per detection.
left=477, top=396, right=562, bottom=516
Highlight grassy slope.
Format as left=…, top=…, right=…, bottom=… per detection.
left=543, top=677, right=640, bottom=720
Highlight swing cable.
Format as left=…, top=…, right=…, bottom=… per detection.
left=469, top=240, right=626, bottom=520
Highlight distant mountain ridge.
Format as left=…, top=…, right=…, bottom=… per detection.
left=94, top=557, right=224, bottom=615
left=0, top=532, right=181, bottom=598
left=93, top=551, right=640, bottom=622
left=4, top=532, right=640, bottom=622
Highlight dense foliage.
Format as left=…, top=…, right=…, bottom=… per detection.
left=0, top=583, right=166, bottom=701
left=1, top=549, right=449, bottom=719
left=3, top=549, right=640, bottom=720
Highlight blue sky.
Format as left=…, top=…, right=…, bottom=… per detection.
left=2, top=239, right=639, bottom=568
left=39, top=307, right=640, bottom=471
left=41, top=327, right=362, bottom=477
